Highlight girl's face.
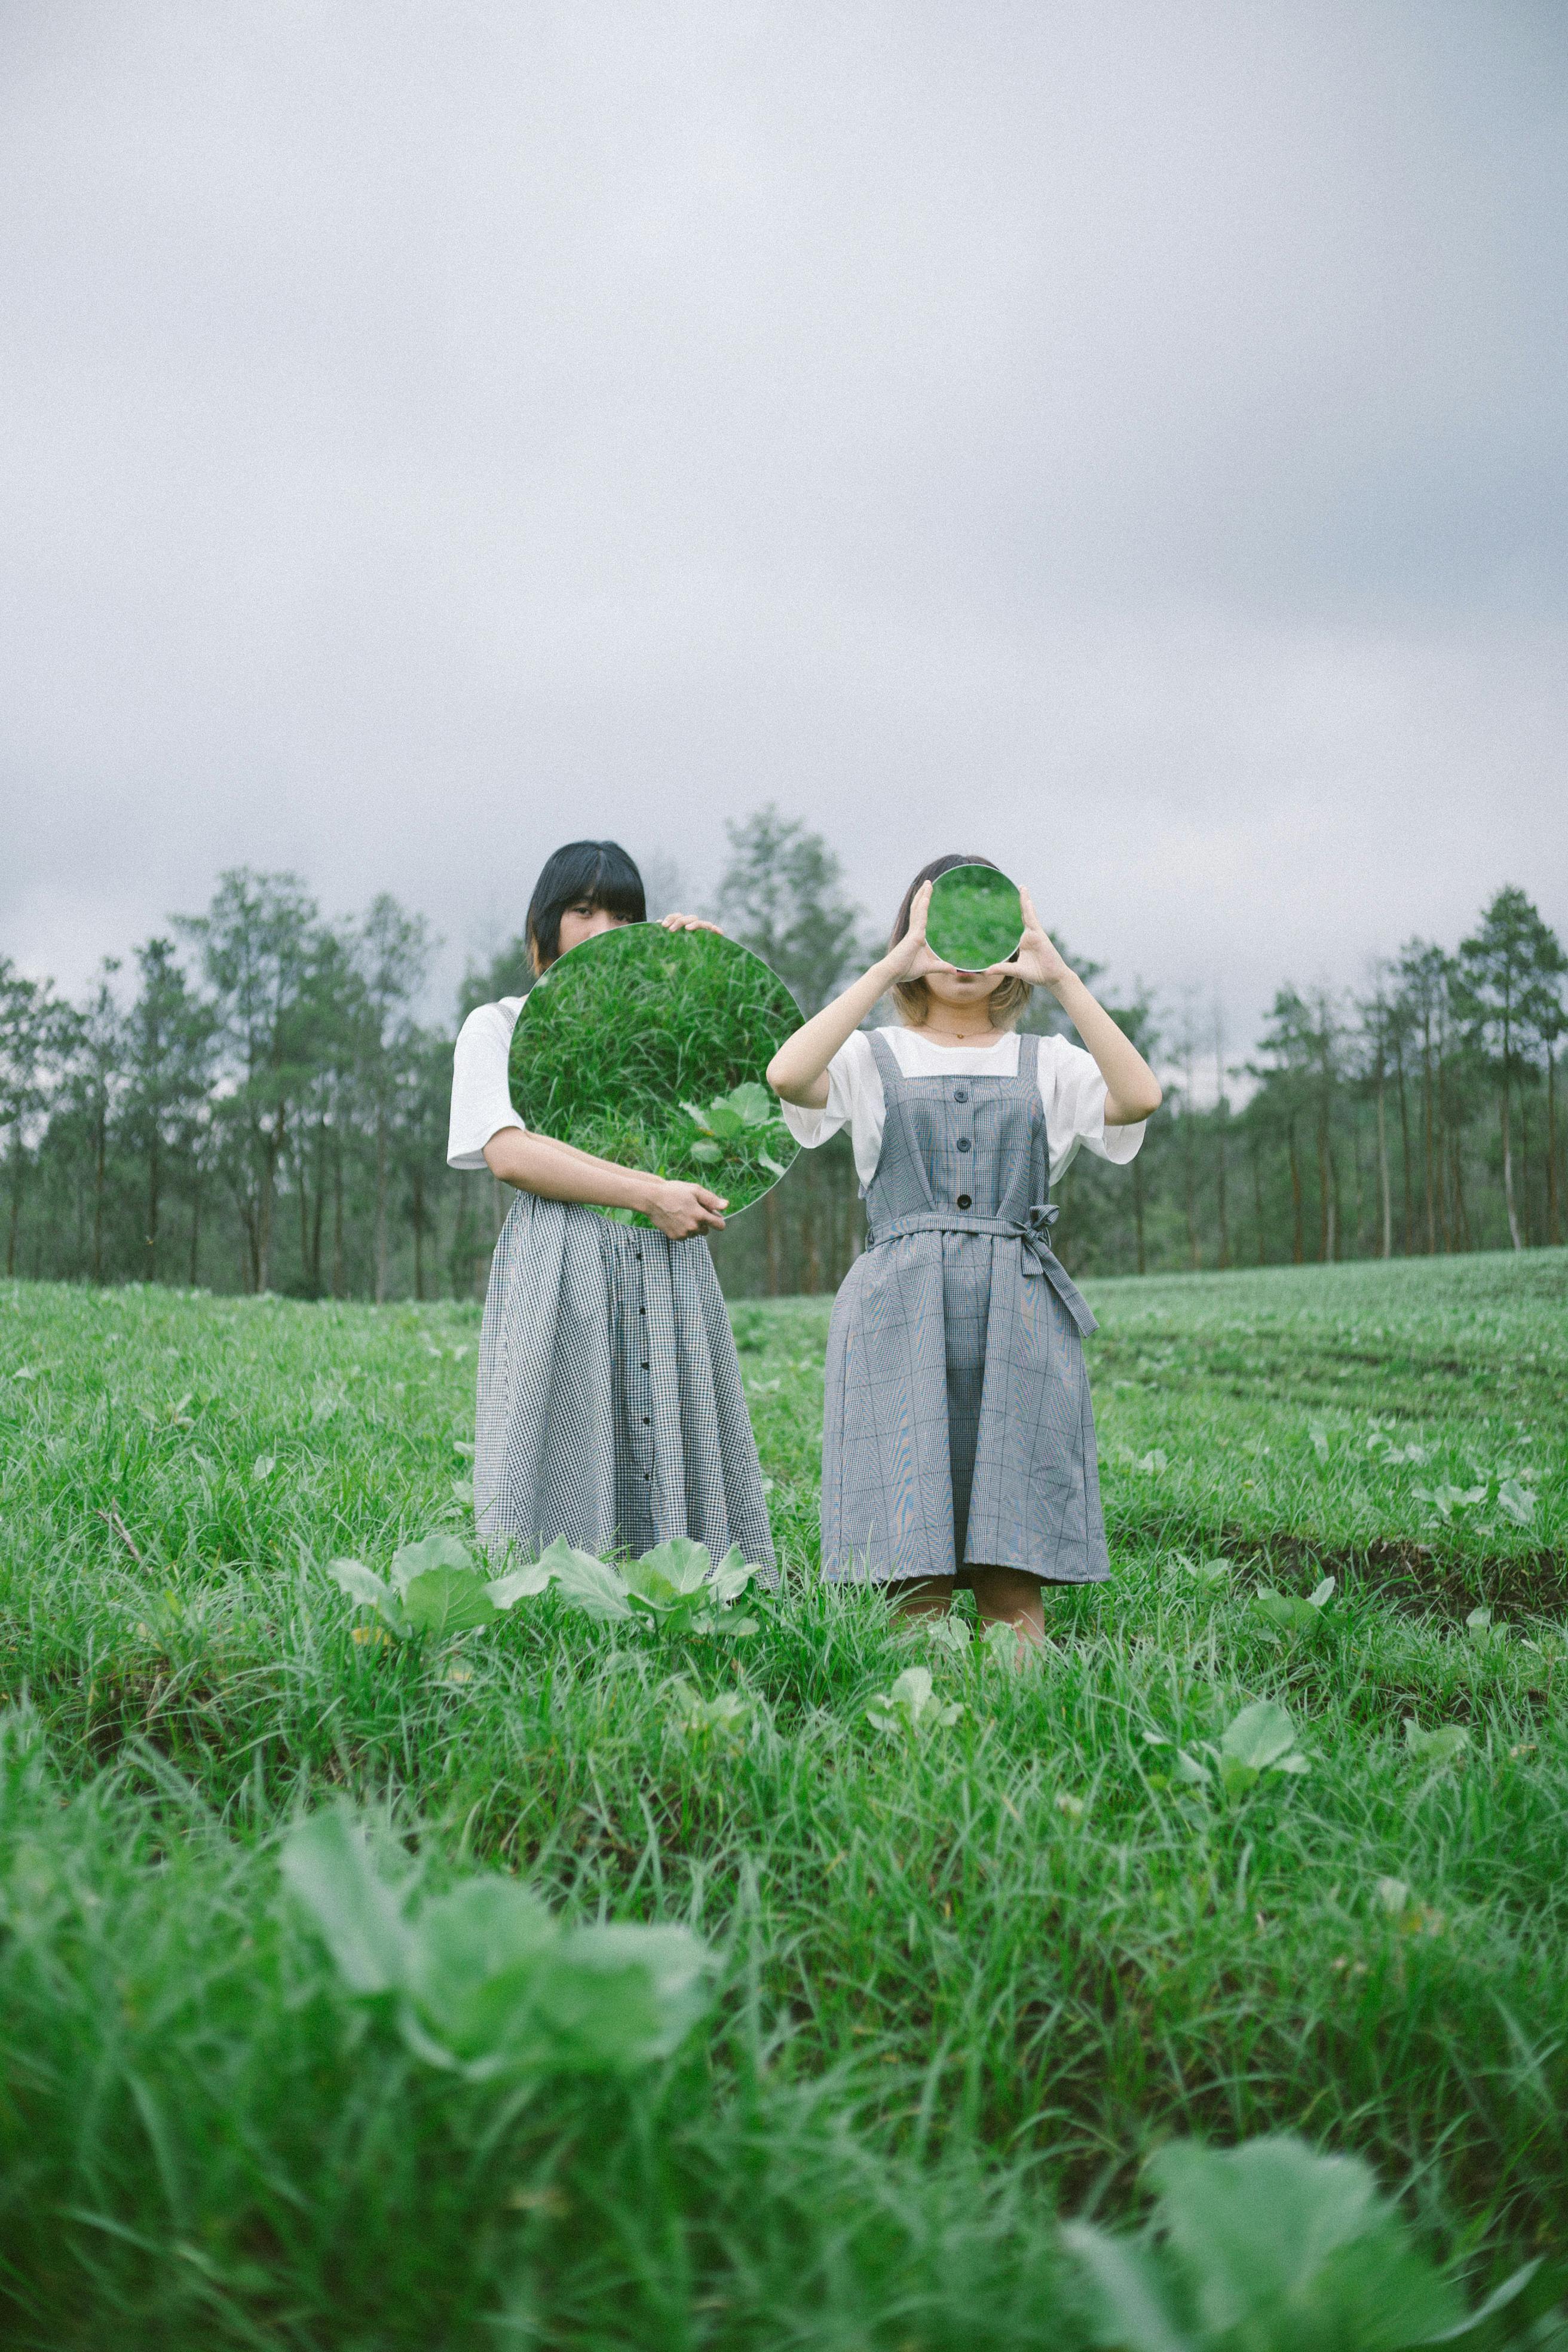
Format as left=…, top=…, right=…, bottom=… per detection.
left=556, top=901, right=630, bottom=958
left=923, top=964, right=1009, bottom=1021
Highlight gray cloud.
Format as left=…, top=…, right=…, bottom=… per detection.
left=2, top=1, right=1564, bottom=1044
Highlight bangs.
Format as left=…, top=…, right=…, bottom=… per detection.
left=526, top=841, right=647, bottom=970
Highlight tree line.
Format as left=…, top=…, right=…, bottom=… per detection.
left=2, top=817, right=1563, bottom=1298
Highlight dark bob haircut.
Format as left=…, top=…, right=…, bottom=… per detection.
left=889, top=852, right=1031, bottom=1030
left=526, top=841, right=647, bottom=973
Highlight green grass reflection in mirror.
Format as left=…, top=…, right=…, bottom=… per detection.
left=507, top=924, right=801, bottom=1221
left=924, top=862, right=1024, bottom=970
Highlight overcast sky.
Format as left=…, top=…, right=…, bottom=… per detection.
left=3, top=1, right=1564, bottom=1059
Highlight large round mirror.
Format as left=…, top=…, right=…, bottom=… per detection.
left=924, top=861, right=1024, bottom=970
left=507, top=924, right=801, bottom=1219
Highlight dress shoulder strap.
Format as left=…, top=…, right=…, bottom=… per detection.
left=866, top=1028, right=902, bottom=1082
left=1019, top=1029, right=1042, bottom=1082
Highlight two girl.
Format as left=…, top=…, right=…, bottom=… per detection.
left=452, top=840, right=1157, bottom=1637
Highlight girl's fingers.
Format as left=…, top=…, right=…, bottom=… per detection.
left=1018, top=884, right=1042, bottom=930
left=697, top=1190, right=728, bottom=1212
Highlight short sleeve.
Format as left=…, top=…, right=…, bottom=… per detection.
left=776, top=1031, right=886, bottom=1192
left=1039, top=1036, right=1146, bottom=1185
left=447, top=1000, right=526, bottom=1169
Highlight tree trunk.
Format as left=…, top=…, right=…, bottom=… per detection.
left=1215, top=1126, right=1230, bottom=1269
left=1500, top=1082, right=1522, bottom=1249
left=332, top=1143, right=346, bottom=1299
left=1250, top=1130, right=1265, bottom=1264
left=91, top=1097, right=107, bottom=1285
left=1421, top=1029, right=1437, bottom=1252
left=1394, top=1051, right=1413, bottom=1252
left=6, top=1149, right=23, bottom=1278
left=146, top=1125, right=161, bottom=1282
left=374, top=1101, right=389, bottom=1303
left=188, top=1168, right=203, bottom=1287
left=1376, top=1069, right=1392, bottom=1258
left=1287, top=1119, right=1304, bottom=1263
left=1548, top=1051, right=1561, bottom=1247
left=1316, top=1112, right=1333, bottom=1262
left=412, top=1165, right=426, bottom=1300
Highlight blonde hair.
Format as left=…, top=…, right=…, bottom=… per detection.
left=888, top=855, right=1033, bottom=1033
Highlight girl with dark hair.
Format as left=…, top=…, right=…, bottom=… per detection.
left=767, top=855, right=1160, bottom=1639
left=448, top=841, right=774, bottom=1574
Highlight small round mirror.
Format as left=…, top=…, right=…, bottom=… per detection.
left=507, top=924, right=801, bottom=1220
left=925, top=862, right=1024, bottom=970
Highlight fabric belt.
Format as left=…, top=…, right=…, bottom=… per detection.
left=865, top=1202, right=1098, bottom=1336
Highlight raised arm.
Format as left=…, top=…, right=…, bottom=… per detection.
left=1010, top=887, right=1162, bottom=1126
left=767, top=881, right=941, bottom=1107
left=483, top=1128, right=728, bottom=1239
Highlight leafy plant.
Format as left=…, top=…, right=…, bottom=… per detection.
left=549, top=1535, right=762, bottom=1640
left=281, top=1810, right=713, bottom=2079
left=682, top=1081, right=792, bottom=1180
left=865, top=1666, right=962, bottom=1736
left=1404, top=1719, right=1470, bottom=1769
left=1146, top=1699, right=1310, bottom=1800
left=1062, top=2130, right=1539, bottom=2350
left=1465, top=1607, right=1511, bottom=1653
left=665, top=1678, right=754, bottom=1747
left=1254, top=1575, right=1336, bottom=1637
left=1171, top=1554, right=1233, bottom=1591
left=326, top=1533, right=551, bottom=1640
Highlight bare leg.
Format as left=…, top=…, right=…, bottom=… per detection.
left=886, top=1575, right=957, bottom=1621
left=968, top=1565, right=1045, bottom=1644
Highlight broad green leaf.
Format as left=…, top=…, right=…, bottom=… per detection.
left=635, top=1538, right=714, bottom=1595
left=1215, top=1755, right=1261, bottom=1799
left=1220, top=1700, right=1301, bottom=1771
left=1058, top=2221, right=1194, bottom=2352
left=553, top=1551, right=634, bottom=1621
left=727, top=1081, right=777, bottom=1128
left=1254, top=1590, right=1325, bottom=1636
left=251, top=1453, right=275, bottom=1483
left=1375, top=1877, right=1412, bottom=1916
left=327, top=1558, right=393, bottom=1609
left=623, top=1566, right=684, bottom=1616
left=757, top=1149, right=786, bottom=1177
left=485, top=1557, right=559, bottom=1609
left=399, top=1569, right=498, bottom=1637
left=280, top=1811, right=413, bottom=1995
left=709, top=1546, right=757, bottom=1605
left=706, top=1102, right=746, bottom=1140
left=532, top=1921, right=714, bottom=2070
left=689, top=1141, right=724, bottom=1164
left=1497, top=1478, right=1537, bottom=1529
left=1147, top=2135, right=1389, bottom=2331
left=389, top=1533, right=477, bottom=1597
left=1171, top=1750, right=1211, bottom=1787
left=680, top=1100, right=715, bottom=1134
left=1309, top=1577, right=1336, bottom=1609
left=405, top=1877, right=558, bottom=2063
left=1404, top=1720, right=1469, bottom=1768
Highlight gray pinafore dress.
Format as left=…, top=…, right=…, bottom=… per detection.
left=821, top=1030, right=1107, bottom=1585
left=475, top=1198, right=775, bottom=1574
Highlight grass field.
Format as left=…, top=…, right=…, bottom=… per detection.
left=1, top=1250, right=1566, bottom=2347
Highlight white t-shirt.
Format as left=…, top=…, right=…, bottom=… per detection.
left=779, top=1025, right=1145, bottom=1194
left=447, top=997, right=528, bottom=1169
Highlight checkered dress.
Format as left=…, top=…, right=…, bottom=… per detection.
left=474, top=1196, right=775, bottom=1573
left=820, top=1029, right=1108, bottom=1585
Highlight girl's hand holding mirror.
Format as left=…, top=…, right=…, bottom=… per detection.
left=882, top=881, right=949, bottom=982
left=1006, top=886, right=1075, bottom=994
left=647, top=1179, right=728, bottom=1239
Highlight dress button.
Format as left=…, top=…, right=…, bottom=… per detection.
left=957, top=1193, right=972, bottom=1210
left=956, top=1136, right=971, bottom=1153
left=953, top=1087, right=969, bottom=1103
